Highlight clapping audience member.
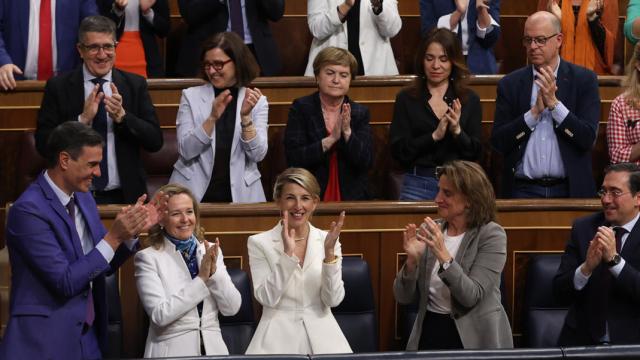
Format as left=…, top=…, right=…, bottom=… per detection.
left=245, top=168, right=352, bottom=354
left=35, top=15, right=163, bottom=204
left=390, top=28, right=481, bottom=200
left=285, top=47, right=373, bottom=201
left=169, top=32, right=268, bottom=203
left=608, top=44, right=640, bottom=165
left=135, top=183, right=241, bottom=357
left=176, top=0, right=284, bottom=77
left=97, top=0, right=170, bottom=78
left=305, top=0, right=402, bottom=76
left=420, top=0, right=501, bottom=74
left=539, top=0, right=618, bottom=74
left=0, top=0, right=97, bottom=90
left=625, top=0, right=640, bottom=44
left=394, top=160, right=512, bottom=350
left=0, top=122, right=166, bottom=359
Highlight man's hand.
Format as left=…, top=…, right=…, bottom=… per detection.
left=454, top=0, right=469, bottom=13
left=0, top=64, right=22, bottom=91
left=595, top=226, right=617, bottom=263
left=105, top=83, right=126, bottom=123
left=115, top=0, right=128, bottom=10
left=80, top=83, right=104, bottom=125
left=531, top=92, right=545, bottom=119
left=104, top=202, right=149, bottom=250
left=534, top=66, right=559, bottom=110
left=581, top=236, right=603, bottom=276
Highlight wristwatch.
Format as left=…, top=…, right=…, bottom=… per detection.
left=439, top=258, right=454, bottom=273
left=607, top=254, right=621, bottom=267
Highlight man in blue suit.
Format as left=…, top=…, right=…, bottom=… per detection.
left=490, top=11, right=600, bottom=198
left=0, top=122, right=163, bottom=359
left=0, top=0, right=97, bottom=90
left=420, top=0, right=501, bottom=74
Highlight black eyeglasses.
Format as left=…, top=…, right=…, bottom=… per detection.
left=522, top=33, right=559, bottom=47
left=80, top=42, right=117, bottom=55
left=203, top=59, right=233, bottom=71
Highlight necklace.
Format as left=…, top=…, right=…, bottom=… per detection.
left=293, top=237, right=306, bottom=242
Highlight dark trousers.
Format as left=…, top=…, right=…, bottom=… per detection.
left=418, top=310, right=463, bottom=350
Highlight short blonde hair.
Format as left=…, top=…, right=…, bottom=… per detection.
left=146, top=183, right=205, bottom=249
left=624, top=43, right=640, bottom=109
left=273, top=168, right=321, bottom=201
left=312, top=47, right=358, bottom=80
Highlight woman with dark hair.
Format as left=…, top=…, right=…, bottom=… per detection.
left=135, top=183, right=241, bottom=357
left=285, top=47, right=373, bottom=201
left=169, top=32, right=268, bottom=203
left=394, top=160, right=512, bottom=350
left=389, top=28, right=482, bottom=200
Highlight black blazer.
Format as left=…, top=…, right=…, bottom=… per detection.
left=490, top=60, right=600, bottom=198
left=284, top=92, right=373, bottom=200
left=175, top=0, right=284, bottom=77
left=97, top=0, right=171, bottom=77
left=553, top=212, right=640, bottom=345
left=35, top=67, right=163, bottom=203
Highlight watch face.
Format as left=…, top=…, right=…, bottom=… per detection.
left=608, top=254, right=621, bottom=267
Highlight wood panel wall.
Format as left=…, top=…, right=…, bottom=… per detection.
left=0, top=199, right=602, bottom=356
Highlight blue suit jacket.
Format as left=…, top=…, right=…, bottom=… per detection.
left=553, top=212, right=640, bottom=345
left=0, top=173, right=135, bottom=359
left=0, top=0, right=97, bottom=78
left=490, top=60, right=600, bottom=198
left=419, top=0, right=501, bottom=74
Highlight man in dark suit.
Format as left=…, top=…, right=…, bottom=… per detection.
left=0, top=0, right=98, bottom=90
left=175, top=0, right=284, bottom=77
left=420, top=0, right=501, bottom=74
left=554, top=163, right=640, bottom=345
left=0, top=122, right=163, bottom=359
left=490, top=11, right=600, bottom=198
left=35, top=15, right=163, bottom=204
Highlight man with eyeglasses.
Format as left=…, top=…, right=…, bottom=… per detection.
left=35, top=15, right=163, bottom=205
left=0, top=0, right=98, bottom=91
left=553, top=162, right=640, bottom=345
left=491, top=11, right=600, bottom=199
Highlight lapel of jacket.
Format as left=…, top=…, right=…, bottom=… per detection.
left=231, top=86, right=245, bottom=156
left=621, top=216, right=640, bottom=259
left=70, top=67, right=87, bottom=115
left=111, top=69, right=129, bottom=110
left=312, top=92, right=329, bottom=138
left=163, top=237, right=194, bottom=277
left=37, top=173, right=85, bottom=259
left=18, top=2, right=29, bottom=59
left=519, top=67, right=534, bottom=113
left=454, top=225, right=480, bottom=264
left=555, top=60, right=571, bottom=107
left=74, top=192, right=100, bottom=248
left=303, top=224, right=323, bottom=271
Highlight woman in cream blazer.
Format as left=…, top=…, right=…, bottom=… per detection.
left=135, top=184, right=242, bottom=357
left=245, top=168, right=352, bottom=354
left=305, top=0, right=402, bottom=76
left=169, top=32, right=268, bottom=203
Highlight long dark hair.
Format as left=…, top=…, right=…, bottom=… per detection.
left=409, top=28, right=470, bottom=103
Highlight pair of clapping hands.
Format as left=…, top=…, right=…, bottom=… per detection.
left=454, top=0, right=492, bottom=14
left=103, top=192, right=168, bottom=250
left=546, top=0, right=603, bottom=22
left=281, top=211, right=346, bottom=263
left=433, top=99, right=462, bottom=141
left=402, top=217, right=451, bottom=271
left=582, top=226, right=620, bottom=275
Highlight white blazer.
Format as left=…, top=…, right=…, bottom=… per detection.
left=245, top=222, right=352, bottom=355
left=305, top=0, right=401, bottom=76
left=135, top=238, right=242, bottom=358
left=169, top=84, right=268, bottom=203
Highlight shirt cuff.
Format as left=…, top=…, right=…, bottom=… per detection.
left=573, top=264, right=590, bottom=290
left=142, top=8, right=155, bottom=23
left=124, top=237, right=139, bottom=251
left=437, top=14, right=455, bottom=31
left=609, top=258, right=626, bottom=278
left=524, top=110, right=538, bottom=129
left=476, top=16, right=499, bottom=38
left=551, top=102, right=570, bottom=125
left=96, top=239, right=115, bottom=263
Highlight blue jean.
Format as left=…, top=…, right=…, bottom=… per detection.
left=512, top=182, right=569, bottom=198
left=399, top=173, right=438, bottom=200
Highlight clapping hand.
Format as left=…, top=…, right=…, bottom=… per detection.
left=240, top=87, right=262, bottom=117
left=324, top=211, right=346, bottom=262
left=402, top=224, right=427, bottom=272
left=341, top=103, right=352, bottom=141
left=198, top=238, right=220, bottom=281
left=444, top=99, right=462, bottom=136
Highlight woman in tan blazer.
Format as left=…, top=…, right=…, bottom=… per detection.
left=135, top=184, right=242, bottom=357
left=394, top=160, right=513, bottom=350
left=245, top=168, right=352, bottom=354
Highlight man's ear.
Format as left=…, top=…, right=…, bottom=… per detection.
left=58, top=151, right=71, bottom=170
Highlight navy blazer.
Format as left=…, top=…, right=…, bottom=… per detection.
left=490, top=60, right=600, bottom=198
left=97, top=0, right=171, bottom=77
left=34, top=67, right=163, bottom=203
left=553, top=212, right=640, bottom=345
left=0, top=173, right=135, bottom=358
left=0, top=0, right=97, bottom=77
left=284, top=92, right=373, bottom=200
left=176, top=0, right=284, bottom=77
left=420, top=0, right=501, bottom=74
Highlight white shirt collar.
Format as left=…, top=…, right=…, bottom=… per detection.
left=82, top=64, right=112, bottom=83
left=619, top=213, right=640, bottom=234
left=43, top=170, right=73, bottom=206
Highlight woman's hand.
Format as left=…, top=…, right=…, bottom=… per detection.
left=139, top=0, right=156, bottom=13
left=322, top=117, right=342, bottom=152
left=203, top=89, right=233, bottom=135
left=432, top=115, right=449, bottom=141
left=547, top=0, right=562, bottom=21
left=324, top=211, right=346, bottom=261
left=586, top=0, right=603, bottom=21
left=402, top=224, right=427, bottom=273
left=115, top=0, right=128, bottom=10
left=445, top=99, right=462, bottom=136
left=281, top=211, right=296, bottom=257
left=198, top=238, right=219, bottom=281
left=341, top=103, right=352, bottom=142
left=454, top=0, right=468, bottom=13
left=240, top=87, right=262, bottom=117
left=419, top=217, right=452, bottom=264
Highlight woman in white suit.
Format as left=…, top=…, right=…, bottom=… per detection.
left=245, top=168, right=352, bottom=354
left=169, top=31, right=268, bottom=203
left=135, top=183, right=242, bottom=357
left=305, top=0, right=402, bottom=76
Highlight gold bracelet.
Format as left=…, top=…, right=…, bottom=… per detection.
left=241, top=121, right=253, bottom=128
left=323, top=256, right=339, bottom=264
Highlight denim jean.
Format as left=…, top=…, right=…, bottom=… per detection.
left=399, top=173, right=438, bottom=200
left=512, top=182, right=569, bottom=198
